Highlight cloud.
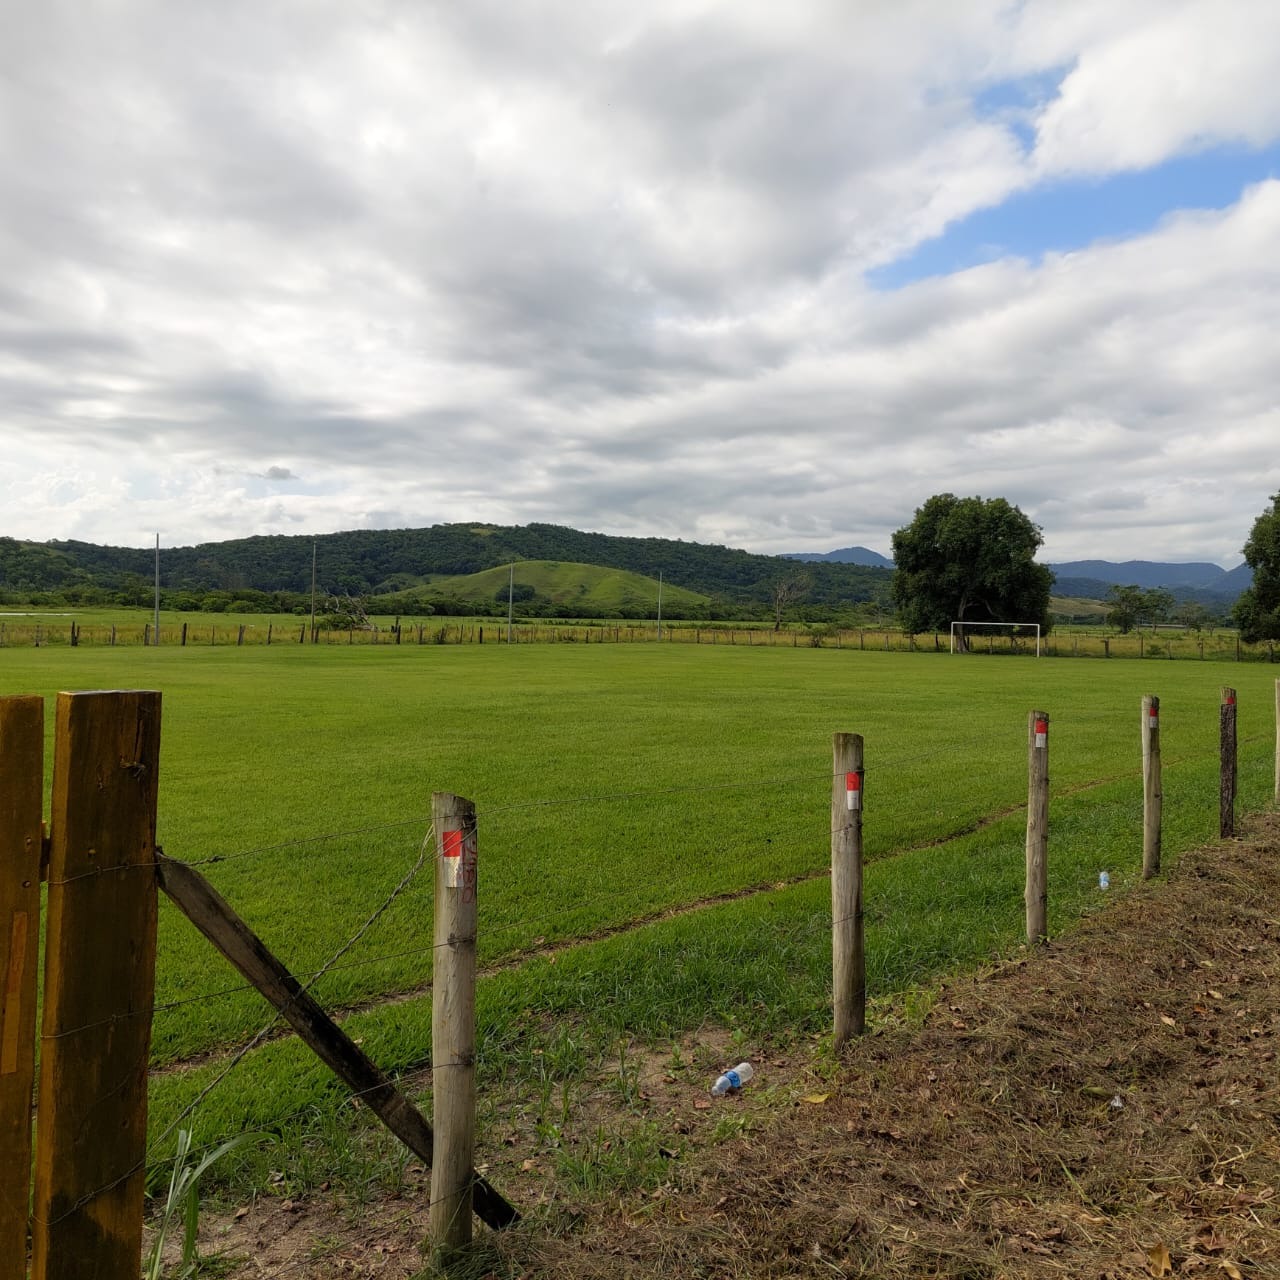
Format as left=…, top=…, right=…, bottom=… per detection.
left=0, top=2, right=1277, bottom=566
left=1026, top=0, right=1280, bottom=176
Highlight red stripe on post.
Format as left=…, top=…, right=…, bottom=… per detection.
left=442, top=829, right=463, bottom=859
left=1034, top=719, right=1048, bottom=736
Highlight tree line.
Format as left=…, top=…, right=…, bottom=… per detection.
left=5, top=495, right=1275, bottom=641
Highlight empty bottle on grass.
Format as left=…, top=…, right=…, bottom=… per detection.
left=710, top=1062, right=754, bottom=1097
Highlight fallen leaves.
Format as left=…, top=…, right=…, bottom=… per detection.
left=1147, top=1241, right=1173, bottom=1276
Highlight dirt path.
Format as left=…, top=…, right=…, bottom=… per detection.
left=195, top=815, right=1280, bottom=1279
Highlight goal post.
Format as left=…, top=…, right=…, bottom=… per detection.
left=950, top=621, right=1041, bottom=657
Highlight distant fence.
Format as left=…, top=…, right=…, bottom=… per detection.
left=1, top=618, right=1277, bottom=661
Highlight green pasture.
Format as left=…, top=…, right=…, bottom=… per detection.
left=1, top=643, right=1276, bottom=1168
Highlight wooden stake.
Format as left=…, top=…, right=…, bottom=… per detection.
left=831, top=733, right=865, bottom=1048
left=0, top=696, right=43, bottom=1280
left=1025, top=711, right=1049, bottom=943
left=1220, top=687, right=1237, bottom=839
left=431, top=793, right=479, bottom=1250
left=1142, top=695, right=1161, bottom=879
left=1274, top=679, right=1279, bottom=807
left=32, top=691, right=162, bottom=1280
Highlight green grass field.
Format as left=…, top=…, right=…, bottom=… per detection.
left=2, top=643, right=1276, bottom=1177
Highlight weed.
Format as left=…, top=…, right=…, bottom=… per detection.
left=145, top=1129, right=262, bottom=1280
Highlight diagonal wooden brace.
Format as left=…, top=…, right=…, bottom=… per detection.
left=155, top=853, right=518, bottom=1231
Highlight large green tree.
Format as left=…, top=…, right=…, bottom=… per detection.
left=1232, top=492, right=1280, bottom=643
left=891, top=494, right=1053, bottom=643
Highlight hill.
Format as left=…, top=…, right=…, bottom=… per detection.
left=782, top=545, right=893, bottom=568
left=401, top=561, right=709, bottom=617
left=1048, top=558, right=1229, bottom=589
left=1047, top=558, right=1249, bottom=607
left=0, top=524, right=893, bottom=621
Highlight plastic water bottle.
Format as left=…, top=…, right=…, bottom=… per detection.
left=1099, top=871, right=1110, bottom=890
left=710, top=1062, right=754, bottom=1097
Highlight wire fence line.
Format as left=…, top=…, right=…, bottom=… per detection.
left=41, top=724, right=1265, bottom=1052
left=24, top=705, right=1269, bottom=1248
left=31, top=831, right=437, bottom=1232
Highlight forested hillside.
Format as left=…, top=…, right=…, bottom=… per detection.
left=0, top=524, right=893, bottom=621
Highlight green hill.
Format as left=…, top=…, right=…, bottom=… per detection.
left=0, top=523, right=893, bottom=622
left=423, top=560, right=709, bottom=615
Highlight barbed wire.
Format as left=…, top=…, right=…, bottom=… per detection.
left=43, top=721, right=1272, bottom=1050
left=31, top=830, right=436, bottom=1233
left=29, top=717, right=1274, bottom=1230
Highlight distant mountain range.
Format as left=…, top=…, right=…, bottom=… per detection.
left=783, top=546, right=894, bottom=568
left=786, top=549, right=1251, bottom=606
left=0, top=523, right=1252, bottom=616
left=1046, top=559, right=1250, bottom=607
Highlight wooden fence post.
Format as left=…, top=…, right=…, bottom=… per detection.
left=831, top=733, right=864, bottom=1048
left=432, top=793, right=479, bottom=1251
left=1025, top=711, right=1049, bottom=943
left=1, top=696, right=44, bottom=1280
left=1275, top=679, right=1279, bottom=806
left=1142, top=695, right=1161, bottom=879
left=1220, top=687, right=1237, bottom=838
left=31, top=691, right=161, bottom=1280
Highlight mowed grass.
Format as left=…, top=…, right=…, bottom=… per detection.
left=1, top=643, right=1275, bottom=1161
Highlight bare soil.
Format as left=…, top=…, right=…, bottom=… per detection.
left=197, top=815, right=1280, bottom=1279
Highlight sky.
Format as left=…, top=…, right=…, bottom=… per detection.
left=2, top=1, right=1278, bottom=567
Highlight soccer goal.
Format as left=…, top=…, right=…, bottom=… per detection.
left=950, top=621, right=1041, bottom=656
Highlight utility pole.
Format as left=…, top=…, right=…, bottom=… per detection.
left=507, top=564, right=514, bottom=644
left=309, top=540, right=317, bottom=644
left=153, top=533, right=160, bottom=645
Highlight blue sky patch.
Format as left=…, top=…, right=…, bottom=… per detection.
left=869, top=141, right=1280, bottom=290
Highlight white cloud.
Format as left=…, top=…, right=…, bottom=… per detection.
left=0, top=1, right=1277, bottom=568
left=1027, top=0, right=1280, bottom=176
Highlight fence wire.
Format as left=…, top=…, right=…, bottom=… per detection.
left=21, top=711, right=1274, bottom=1244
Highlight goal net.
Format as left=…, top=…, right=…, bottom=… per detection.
left=950, top=621, right=1041, bottom=657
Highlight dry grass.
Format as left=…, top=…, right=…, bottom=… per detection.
left=196, top=815, right=1280, bottom=1279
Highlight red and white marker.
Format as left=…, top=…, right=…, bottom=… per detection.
left=1034, top=718, right=1048, bottom=749
left=1148, top=706, right=1159, bottom=731
left=845, top=770, right=862, bottom=811
left=441, top=828, right=464, bottom=889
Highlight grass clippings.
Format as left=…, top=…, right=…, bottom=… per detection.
left=191, top=814, right=1280, bottom=1279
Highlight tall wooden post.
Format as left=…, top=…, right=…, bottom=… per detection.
left=431, top=793, right=479, bottom=1251
left=31, top=691, right=161, bottom=1280
left=1142, top=695, right=1161, bottom=879
left=1025, top=711, right=1049, bottom=943
left=831, top=733, right=865, bottom=1048
left=0, top=697, right=44, bottom=1280
left=1274, top=679, right=1279, bottom=806
left=1220, top=687, right=1237, bottom=838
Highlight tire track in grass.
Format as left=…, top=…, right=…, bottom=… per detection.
left=152, top=746, right=1237, bottom=1080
